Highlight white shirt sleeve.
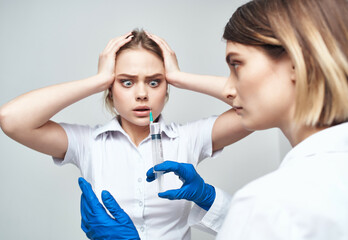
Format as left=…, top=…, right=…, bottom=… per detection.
left=187, top=187, right=232, bottom=235
left=52, top=122, right=92, bottom=170
left=181, top=116, right=223, bottom=165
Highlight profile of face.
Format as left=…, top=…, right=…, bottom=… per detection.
left=111, top=48, right=167, bottom=128
left=224, top=41, right=296, bottom=131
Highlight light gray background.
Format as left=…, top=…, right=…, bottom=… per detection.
left=0, top=0, right=292, bottom=239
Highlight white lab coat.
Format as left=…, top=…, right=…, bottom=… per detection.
left=217, top=122, right=348, bottom=240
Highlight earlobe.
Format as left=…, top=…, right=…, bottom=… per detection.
left=290, top=65, right=296, bottom=83
left=109, top=88, right=113, bottom=99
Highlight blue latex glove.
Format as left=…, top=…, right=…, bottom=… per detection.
left=78, top=177, right=140, bottom=240
left=146, top=161, right=216, bottom=211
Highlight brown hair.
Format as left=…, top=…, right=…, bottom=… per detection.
left=223, top=0, right=348, bottom=127
left=104, top=29, right=167, bottom=115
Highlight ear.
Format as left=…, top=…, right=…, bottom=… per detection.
left=108, top=88, right=113, bottom=99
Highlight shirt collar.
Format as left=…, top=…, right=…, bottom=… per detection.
left=92, top=114, right=179, bottom=139
left=281, top=122, right=348, bottom=167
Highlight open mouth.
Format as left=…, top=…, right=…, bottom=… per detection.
left=133, top=106, right=151, bottom=112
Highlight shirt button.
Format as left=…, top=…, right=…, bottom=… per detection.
left=140, top=226, right=145, bottom=232
left=139, top=201, right=143, bottom=207
left=138, top=178, right=142, bottom=182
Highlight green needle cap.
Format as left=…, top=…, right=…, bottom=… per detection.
left=149, top=111, right=153, bottom=122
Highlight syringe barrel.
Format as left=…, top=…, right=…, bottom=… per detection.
left=150, top=122, right=165, bottom=192
left=150, top=122, right=164, bottom=171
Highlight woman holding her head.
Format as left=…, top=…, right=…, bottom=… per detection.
left=78, top=0, right=348, bottom=239
left=0, top=30, right=249, bottom=239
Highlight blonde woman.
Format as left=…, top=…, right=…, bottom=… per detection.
left=0, top=30, right=249, bottom=239
left=216, top=0, right=348, bottom=238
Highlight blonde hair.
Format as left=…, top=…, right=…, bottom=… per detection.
left=104, top=29, right=169, bottom=115
left=223, top=0, right=348, bottom=127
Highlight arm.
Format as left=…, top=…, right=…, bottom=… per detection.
left=147, top=33, right=252, bottom=152
left=0, top=33, right=133, bottom=159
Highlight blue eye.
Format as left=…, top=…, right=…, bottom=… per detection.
left=149, top=80, right=160, bottom=87
left=121, top=80, right=133, bottom=87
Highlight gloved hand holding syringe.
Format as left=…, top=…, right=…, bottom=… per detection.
left=149, top=111, right=164, bottom=192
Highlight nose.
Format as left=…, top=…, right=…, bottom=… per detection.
left=223, top=75, right=236, bottom=102
left=136, top=83, right=148, bottom=101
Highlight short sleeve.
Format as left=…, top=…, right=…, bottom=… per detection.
left=181, top=116, right=223, bottom=165
left=52, top=122, right=92, bottom=169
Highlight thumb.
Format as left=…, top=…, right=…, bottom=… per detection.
left=101, top=190, right=123, bottom=218
left=158, top=189, right=184, bottom=200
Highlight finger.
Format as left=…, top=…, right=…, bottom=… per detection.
left=158, top=189, right=184, bottom=200
left=86, top=230, right=93, bottom=240
left=145, top=32, right=167, bottom=51
left=78, top=177, right=103, bottom=213
left=105, top=35, right=134, bottom=55
left=80, top=194, right=90, bottom=221
left=80, top=200, right=90, bottom=234
left=80, top=194, right=90, bottom=234
left=147, top=32, right=172, bottom=53
left=146, top=167, right=156, bottom=182
left=154, top=161, right=187, bottom=179
left=103, top=32, right=132, bottom=52
left=101, top=190, right=134, bottom=225
left=81, top=219, right=89, bottom=234
left=101, top=190, right=124, bottom=219
left=147, top=162, right=179, bottom=181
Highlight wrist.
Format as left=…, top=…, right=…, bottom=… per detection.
left=92, top=73, right=114, bottom=92
left=196, top=184, right=216, bottom=211
left=165, top=71, right=183, bottom=88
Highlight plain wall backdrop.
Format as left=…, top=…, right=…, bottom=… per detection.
left=0, top=0, right=291, bottom=239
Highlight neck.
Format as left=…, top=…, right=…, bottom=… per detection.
left=119, top=117, right=150, bottom=146
left=281, top=122, right=328, bottom=147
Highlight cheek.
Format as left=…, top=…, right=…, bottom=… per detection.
left=150, top=87, right=167, bottom=113
left=112, top=88, right=129, bottom=108
left=155, top=84, right=168, bottom=99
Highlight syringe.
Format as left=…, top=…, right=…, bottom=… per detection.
left=149, top=111, right=164, bottom=192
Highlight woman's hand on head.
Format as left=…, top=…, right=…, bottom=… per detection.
left=146, top=32, right=181, bottom=85
left=97, top=32, right=133, bottom=90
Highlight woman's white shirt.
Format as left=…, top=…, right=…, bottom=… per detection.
left=217, top=122, right=348, bottom=240
left=53, top=115, right=226, bottom=240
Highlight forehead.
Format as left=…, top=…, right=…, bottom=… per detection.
left=115, top=48, right=164, bottom=75
left=225, top=41, right=261, bottom=57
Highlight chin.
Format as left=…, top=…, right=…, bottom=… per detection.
left=134, top=118, right=151, bottom=126
left=242, top=120, right=266, bottom=131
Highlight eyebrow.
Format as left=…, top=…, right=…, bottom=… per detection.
left=116, top=73, right=165, bottom=79
left=225, top=52, right=240, bottom=64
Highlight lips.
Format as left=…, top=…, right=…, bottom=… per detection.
left=133, top=106, right=151, bottom=111
left=232, top=105, right=243, bottom=115
left=133, top=106, right=151, bottom=117
left=232, top=106, right=243, bottom=110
